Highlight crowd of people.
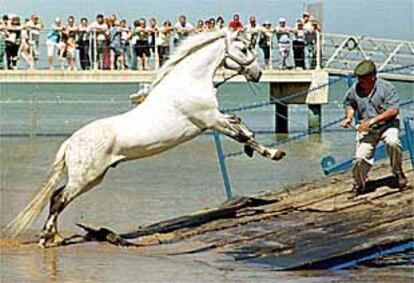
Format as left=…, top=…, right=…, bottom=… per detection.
left=0, top=12, right=321, bottom=71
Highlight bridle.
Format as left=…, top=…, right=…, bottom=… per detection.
left=215, top=36, right=257, bottom=88
left=223, top=37, right=256, bottom=73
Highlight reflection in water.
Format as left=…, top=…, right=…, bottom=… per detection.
left=44, top=249, right=59, bottom=281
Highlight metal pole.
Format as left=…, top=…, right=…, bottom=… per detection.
left=213, top=131, right=233, bottom=200
left=93, top=31, right=98, bottom=70
left=316, top=31, right=321, bottom=70
left=154, top=30, right=160, bottom=70
left=403, top=117, right=414, bottom=169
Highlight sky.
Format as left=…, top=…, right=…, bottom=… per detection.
left=1, top=0, right=413, bottom=40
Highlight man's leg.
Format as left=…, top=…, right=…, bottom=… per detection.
left=381, top=127, right=407, bottom=188
left=353, top=132, right=377, bottom=192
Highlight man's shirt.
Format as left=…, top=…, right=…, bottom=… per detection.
left=343, top=78, right=400, bottom=122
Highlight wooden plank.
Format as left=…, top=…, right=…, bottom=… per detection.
left=76, top=160, right=413, bottom=270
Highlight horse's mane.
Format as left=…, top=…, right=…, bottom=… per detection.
left=151, top=30, right=227, bottom=88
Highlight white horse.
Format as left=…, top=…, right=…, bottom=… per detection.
left=3, top=30, right=285, bottom=247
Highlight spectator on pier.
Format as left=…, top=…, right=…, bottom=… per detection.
left=228, top=13, right=243, bottom=31
left=78, top=17, right=90, bottom=70
left=119, top=19, right=132, bottom=69
left=195, top=19, right=205, bottom=33
left=46, top=17, right=63, bottom=70
left=24, top=14, right=43, bottom=68
left=133, top=18, right=150, bottom=70
left=275, top=17, right=291, bottom=69
left=148, top=17, right=158, bottom=59
left=174, top=15, right=193, bottom=46
left=216, top=16, right=225, bottom=30
left=0, top=15, right=7, bottom=69
left=258, top=21, right=272, bottom=69
left=5, top=15, right=22, bottom=70
left=65, top=16, right=78, bottom=70
left=245, top=16, right=260, bottom=50
left=307, top=20, right=321, bottom=69
left=207, top=18, right=216, bottom=32
left=302, top=12, right=313, bottom=33
left=109, top=18, right=125, bottom=70
left=341, top=59, right=407, bottom=194
left=292, top=19, right=306, bottom=69
left=156, top=20, right=173, bottom=66
left=20, top=18, right=35, bottom=69
left=89, top=14, right=108, bottom=69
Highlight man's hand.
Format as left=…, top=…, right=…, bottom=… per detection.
left=358, top=118, right=372, bottom=132
left=341, top=117, right=352, bottom=128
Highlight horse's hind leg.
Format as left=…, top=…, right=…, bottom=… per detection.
left=39, top=170, right=109, bottom=247
left=213, top=113, right=286, bottom=161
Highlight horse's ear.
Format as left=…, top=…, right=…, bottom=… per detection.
left=229, top=29, right=245, bottom=41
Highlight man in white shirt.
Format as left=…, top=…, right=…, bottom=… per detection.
left=89, top=14, right=108, bottom=69
left=173, top=15, right=193, bottom=46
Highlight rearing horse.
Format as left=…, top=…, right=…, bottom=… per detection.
left=3, top=30, right=285, bottom=247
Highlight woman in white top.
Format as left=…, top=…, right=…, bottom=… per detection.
left=156, top=20, right=173, bottom=66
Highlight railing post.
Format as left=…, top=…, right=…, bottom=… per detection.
left=403, top=117, right=414, bottom=169
left=213, top=131, right=233, bottom=200
left=93, top=31, right=98, bottom=70
left=154, top=31, right=160, bottom=71
left=316, top=31, right=321, bottom=70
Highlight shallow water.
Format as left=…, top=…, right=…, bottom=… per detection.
left=1, top=82, right=413, bottom=282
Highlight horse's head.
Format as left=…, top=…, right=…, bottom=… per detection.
left=223, top=30, right=262, bottom=82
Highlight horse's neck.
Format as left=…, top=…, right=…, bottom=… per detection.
left=175, top=39, right=225, bottom=85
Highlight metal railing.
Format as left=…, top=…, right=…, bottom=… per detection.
left=1, top=30, right=413, bottom=81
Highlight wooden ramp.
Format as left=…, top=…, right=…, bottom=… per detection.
left=78, top=160, right=413, bottom=270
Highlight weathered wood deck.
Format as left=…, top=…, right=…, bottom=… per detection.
left=78, top=160, right=413, bottom=270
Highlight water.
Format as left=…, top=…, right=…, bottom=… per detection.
left=0, top=81, right=413, bottom=282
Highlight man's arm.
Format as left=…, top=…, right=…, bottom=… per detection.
left=341, top=107, right=355, bottom=128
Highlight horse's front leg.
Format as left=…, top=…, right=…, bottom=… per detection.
left=214, top=113, right=286, bottom=161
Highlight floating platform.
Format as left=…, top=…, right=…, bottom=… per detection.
left=77, top=159, right=413, bottom=270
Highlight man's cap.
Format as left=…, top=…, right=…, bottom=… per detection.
left=279, top=17, right=286, bottom=22
left=303, top=12, right=310, bottom=17
left=354, top=59, right=377, bottom=76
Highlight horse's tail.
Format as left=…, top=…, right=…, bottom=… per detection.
left=2, top=141, right=68, bottom=238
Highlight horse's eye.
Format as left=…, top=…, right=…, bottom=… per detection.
left=241, top=48, right=248, bottom=55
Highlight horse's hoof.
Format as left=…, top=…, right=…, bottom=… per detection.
left=271, top=149, right=286, bottom=161
left=38, top=238, right=47, bottom=248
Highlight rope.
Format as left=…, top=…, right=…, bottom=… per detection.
left=224, top=98, right=414, bottom=158
left=220, top=63, right=414, bottom=114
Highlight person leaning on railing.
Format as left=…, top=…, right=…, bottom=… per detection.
left=64, top=16, right=78, bottom=71
left=108, top=18, right=125, bottom=70
left=78, top=17, right=91, bottom=70
left=46, top=18, right=63, bottom=70
left=5, top=15, right=22, bottom=70
left=258, top=21, right=273, bottom=69
left=173, top=15, right=194, bottom=47
left=0, top=15, right=9, bottom=69
left=156, top=20, right=173, bottom=67
left=24, top=14, right=43, bottom=68
left=275, top=17, right=291, bottom=69
left=89, top=14, right=108, bottom=70
left=292, top=19, right=306, bottom=69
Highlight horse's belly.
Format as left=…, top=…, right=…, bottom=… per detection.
left=118, top=119, right=202, bottom=160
